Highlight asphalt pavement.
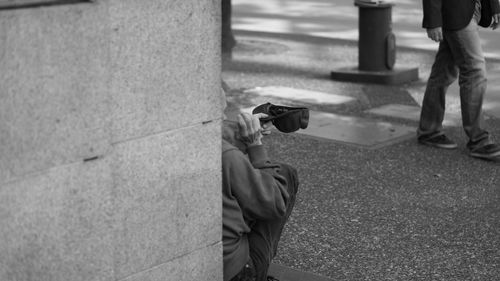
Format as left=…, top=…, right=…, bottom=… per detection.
left=222, top=1, right=500, bottom=280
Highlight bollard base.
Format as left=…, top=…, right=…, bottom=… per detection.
left=331, top=66, right=419, bottom=85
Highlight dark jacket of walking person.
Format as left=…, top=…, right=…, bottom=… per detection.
left=423, top=0, right=500, bottom=30
left=222, top=113, right=298, bottom=281
left=418, top=0, right=500, bottom=160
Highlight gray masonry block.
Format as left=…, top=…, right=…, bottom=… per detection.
left=112, top=121, right=222, bottom=279
left=119, top=243, right=223, bottom=281
left=0, top=159, right=115, bottom=281
left=108, top=0, right=222, bottom=142
left=0, top=0, right=222, bottom=280
left=0, top=121, right=222, bottom=281
left=0, top=3, right=112, bottom=183
left=0, top=0, right=223, bottom=182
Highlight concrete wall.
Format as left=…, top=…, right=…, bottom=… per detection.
left=0, top=0, right=223, bottom=280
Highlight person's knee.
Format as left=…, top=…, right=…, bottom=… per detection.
left=459, top=67, right=487, bottom=87
left=277, top=163, right=299, bottom=195
left=249, top=246, right=271, bottom=280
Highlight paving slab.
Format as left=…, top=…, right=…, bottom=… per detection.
left=243, top=86, right=356, bottom=105
left=365, top=104, right=462, bottom=127
left=230, top=107, right=416, bottom=149
left=297, top=110, right=416, bottom=149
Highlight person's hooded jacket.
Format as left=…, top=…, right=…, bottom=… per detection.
left=221, top=122, right=290, bottom=281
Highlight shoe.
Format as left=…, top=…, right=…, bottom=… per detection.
left=418, top=134, right=458, bottom=149
left=252, top=102, right=309, bottom=133
left=469, top=143, right=500, bottom=160
left=267, top=276, right=280, bottom=281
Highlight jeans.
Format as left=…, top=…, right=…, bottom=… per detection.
left=418, top=17, right=492, bottom=149
left=230, top=163, right=299, bottom=281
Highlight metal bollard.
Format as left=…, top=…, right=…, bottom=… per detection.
left=330, top=0, right=418, bottom=85
left=357, top=2, right=395, bottom=71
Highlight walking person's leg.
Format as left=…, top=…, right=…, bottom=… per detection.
left=444, top=18, right=500, bottom=158
left=445, top=18, right=490, bottom=144
left=418, top=39, right=459, bottom=148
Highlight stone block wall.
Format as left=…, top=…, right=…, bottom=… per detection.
left=0, top=0, right=222, bottom=280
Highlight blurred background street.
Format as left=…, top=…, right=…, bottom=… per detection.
left=230, top=0, right=500, bottom=118
left=222, top=1, right=500, bottom=280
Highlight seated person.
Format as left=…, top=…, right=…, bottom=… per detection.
left=222, top=112, right=299, bottom=281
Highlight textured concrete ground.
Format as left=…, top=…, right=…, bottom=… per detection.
left=222, top=31, right=500, bottom=281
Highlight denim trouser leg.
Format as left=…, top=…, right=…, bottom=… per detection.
left=418, top=19, right=491, bottom=148
left=418, top=40, right=458, bottom=139
left=449, top=20, right=491, bottom=147
left=248, top=163, right=299, bottom=281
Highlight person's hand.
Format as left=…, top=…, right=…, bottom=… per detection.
left=237, top=113, right=265, bottom=147
left=259, top=115, right=273, bottom=136
left=427, top=27, right=443, bottom=42
left=491, top=13, right=500, bottom=30
left=252, top=113, right=273, bottom=135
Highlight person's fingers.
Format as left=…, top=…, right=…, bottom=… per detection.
left=492, top=14, right=500, bottom=30
left=261, top=122, right=271, bottom=130
left=237, top=114, right=249, bottom=137
left=237, top=113, right=264, bottom=145
left=251, top=114, right=261, bottom=134
left=261, top=129, right=272, bottom=135
left=427, top=29, right=434, bottom=41
left=239, top=113, right=261, bottom=137
left=433, top=31, right=442, bottom=42
left=253, top=113, right=269, bottom=120
left=427, top=28, right=442, bottom=42
left=428, top=32, right=438, bottom=42
left=241, top=113, right=255, bottom=134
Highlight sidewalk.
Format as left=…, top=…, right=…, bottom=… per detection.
left=222, top=27, right=500, bottom=281
left=229, top=0, right=500, bottom=119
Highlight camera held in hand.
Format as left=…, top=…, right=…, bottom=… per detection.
left=252, top=102, right=309, bottom=133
